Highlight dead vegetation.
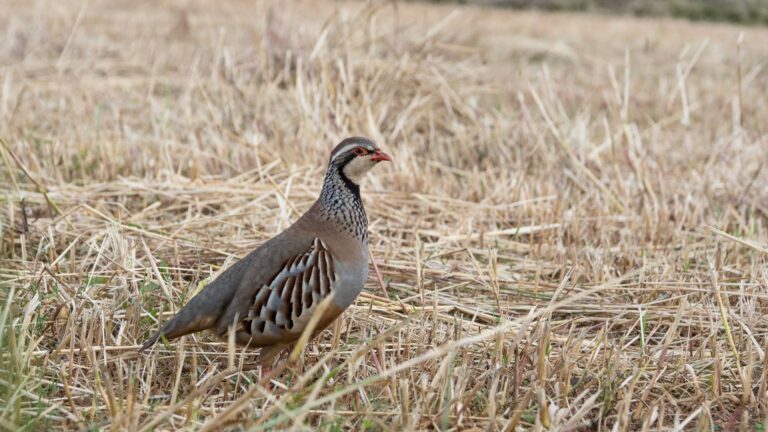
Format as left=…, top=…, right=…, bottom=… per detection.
left=1, top=0, right=767, bottom=430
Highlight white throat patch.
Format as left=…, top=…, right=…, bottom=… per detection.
left=342, top=156, right=376, bottom=184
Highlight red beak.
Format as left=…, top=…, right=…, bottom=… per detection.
left=371, top=150, right=392, bottom=162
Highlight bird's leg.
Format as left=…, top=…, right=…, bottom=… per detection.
left=260, top=364, right=273, bottom=392
left=258, top=344, right=287, bottom=392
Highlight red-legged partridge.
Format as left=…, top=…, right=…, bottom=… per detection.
left=140, top=137, right=391, bottom=361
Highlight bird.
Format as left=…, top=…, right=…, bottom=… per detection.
left=139, top=137, right=391, bottom=364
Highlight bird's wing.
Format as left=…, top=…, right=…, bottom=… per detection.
left=235, top=238, right=345, bottom=347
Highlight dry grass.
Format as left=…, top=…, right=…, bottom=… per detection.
left=1, top=0, right=767, bottom=430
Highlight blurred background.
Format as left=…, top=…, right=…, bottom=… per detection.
left=431, top=0, right=768, bottom=25
left=1, top=0, right=767, bottom=430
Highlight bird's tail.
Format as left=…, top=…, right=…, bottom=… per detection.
left=139, top=255, right=249, bottom=352
left=139, top=331, right=164, bottom=352
left=139, top=297, right=218, bottom=352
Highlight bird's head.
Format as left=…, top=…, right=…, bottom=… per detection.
left=327, top=137, right=392, bottom=184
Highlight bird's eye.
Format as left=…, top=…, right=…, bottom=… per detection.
left=353, top=147, right=368, bottom=156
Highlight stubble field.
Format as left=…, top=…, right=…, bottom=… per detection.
left=1, top=0, right=767, bottom=430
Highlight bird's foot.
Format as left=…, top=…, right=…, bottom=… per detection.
left=260, top=364, right=273, bottom=392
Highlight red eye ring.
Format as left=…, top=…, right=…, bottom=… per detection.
left=354, top=147, right=368, bottom=156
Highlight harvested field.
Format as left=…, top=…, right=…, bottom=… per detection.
left=1, top=0, right=767, bottom=430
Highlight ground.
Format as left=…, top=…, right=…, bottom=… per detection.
left=1, top=0, right=767, bottom=430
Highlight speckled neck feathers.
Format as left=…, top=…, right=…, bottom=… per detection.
left=317, top=165, right=368, bottom=242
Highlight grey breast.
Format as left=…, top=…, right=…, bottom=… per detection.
left=327, top=241, right=369, bottom=309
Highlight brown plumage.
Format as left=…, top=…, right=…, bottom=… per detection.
left=140, top=137, right=391, bottom=358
